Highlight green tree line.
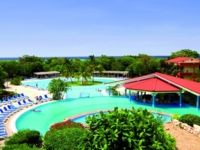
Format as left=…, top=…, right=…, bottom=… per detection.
left=0, top=49, right=199, bottom=89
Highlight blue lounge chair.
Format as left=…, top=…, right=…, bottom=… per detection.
left=0, top=132, right=8, bottom=139
left=22, top=99, right=33, bottom=106
left=7, top=105, right=19, bottom=112
left=13, top=95, right=20, bottom=101
left=7, top=96, right=13, bottom=103
left=2, top=97, right=7, bottom=104
left=18, top=101, right=29, bottom=107
left=0, top=109, right=11, bottom=118
left=3, top=106, right=17, bottom=114
left=44, top=94, right=52, bottom=101
left=9, top=103, right=24, bottom=110
left=21, top=93, right=29, bottom=99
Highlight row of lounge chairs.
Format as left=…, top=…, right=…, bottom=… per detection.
left=0, top=94, right=52, bottom=139
left=0, top=98, right=35, bottom=139
left=1, top=93, right=29, bottom=105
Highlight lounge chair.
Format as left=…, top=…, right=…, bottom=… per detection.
left=9, top=103, right=23, bottom=110
left=13, top=95, right=20, bottom=101
left=7, top=104, right=19, bottom=112
left=44, top=94, right=52, bottom=101
left=0, top=109, right=11, bottom=117
left=21, top=93, right=29, bottom=99
left=7, top=96, right=14, bottom=103
left=0, top=131, right=8, bottom=139
left=22, top=99, right=34, bottom=106
left=4, top=106, right=17, bottom=114
left=1, top=97, right=8, bottom=104
left=18, top=101, right=30, bottom=108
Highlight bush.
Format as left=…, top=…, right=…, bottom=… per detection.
left=171, top=113, right=180, bottom=120
left=50, top=119, right=85, bottom=130
left=179, top=114, right=200, bottom=126
left=81, top=107, right=176, bottom=150
left=2, top=144, right=44, bottom=150
left=10, top=77, right=21, bottom=85
left=4, top=129, right=42, bottom=148
left=44, top=128, right=88, bottom=150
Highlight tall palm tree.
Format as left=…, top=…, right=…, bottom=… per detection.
left=62, top=58, right=75, bottom=83
left=78, top=62, right=91, bottom=84
left=47, top=78, right=71, bottom=100
left=88, top=55, right=104, bottom=82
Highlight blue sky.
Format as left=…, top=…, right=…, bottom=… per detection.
left=0, top=0, right=200, bottom=57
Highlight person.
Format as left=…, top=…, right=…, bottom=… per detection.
left=36, top=82, right=38, bottom=87
left=35, top=96, right=41, bottom=101
left=32, top=109, right=37, bottom=112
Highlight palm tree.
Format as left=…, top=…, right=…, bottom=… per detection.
left=78, top=62, right=91, bottom=84
left=47, top=78, right=71, bottom=100
left=88, top=55, right=104, bottom=82
left=62, top=58, right=75, bottom=83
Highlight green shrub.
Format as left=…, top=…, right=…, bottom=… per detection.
left=81, top=107, right=176, bottom=150
left=50, top=119, right=85, bottom=130
left=2, top=144, right=44, bottom=150
left=10, top=77, right=21, bottom=85
left=44, top=128, right=88, bottom=150
left=179, top=114, right=200, bottom=126
left=171, top=113, right=180, bottom=120
left=4, top=129, right=42, bottom=148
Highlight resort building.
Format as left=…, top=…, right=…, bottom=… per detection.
left=105, top=72, right=200, bottom=110
left=165, top=57, right=200, bottom=80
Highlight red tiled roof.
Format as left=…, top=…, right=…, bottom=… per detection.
left=155, top=72, right=200, bottom=95
left=165, top=57, right=191, bottom=63
left=124, top=78, right=180, bottom=92
left=105, top=72, right=200, bottom=95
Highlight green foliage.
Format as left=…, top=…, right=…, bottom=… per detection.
left=0, top=66, right=8, bottom=88
left=10, top=77, right=22, bottom=85
left=170, top=49, right=199, bottom=58
left=4, top=129, right=43, bottom=148
left=81, top=107, right=176, bottom=150
left=47, top=78, right=71, bottom=100
left=171, top=113, right=180, bottom=120
left=50, top=119, right=85, bottom=131
left=44, top=128, right=88, bottom=150
left=179, top=114, right=200, bottom=126
left=2, top=144, right=44, bottom=150
left=111, top=86, right=119, bottom=96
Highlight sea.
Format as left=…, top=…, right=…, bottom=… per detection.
left=0, top=56, right=169, bottom=61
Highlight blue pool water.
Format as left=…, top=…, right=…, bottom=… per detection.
left=22, top=77, right=117, bottom=98
left=16, top=77, right=200, bottom=136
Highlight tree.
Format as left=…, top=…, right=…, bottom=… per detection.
left=138, top=54, right=152, bottom=74
left=87, top=55, right=104, bottom=82
left=0, top=66, right=8, bottom=93
left=81, top=107, right=176, bottom=150
left=78, top=62, right=92, bottom=84
left=47, top=78, right=71, bottom=100
left=170, top=49, right=199, bottom=58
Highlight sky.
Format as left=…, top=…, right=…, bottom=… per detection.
left=0, top=0, right=200, bottom=57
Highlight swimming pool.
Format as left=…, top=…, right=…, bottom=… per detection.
left=16, top=96, right=200, bottom=136
left=22, top=77, right=117, bottom=98
left=16, top=77, right=200, bottom=136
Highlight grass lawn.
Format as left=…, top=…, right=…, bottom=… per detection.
left=67, top=81, right=102, bottom=86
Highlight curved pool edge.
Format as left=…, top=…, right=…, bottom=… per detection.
left=64, top=109, right=172, bottom=123
left=11, top=100, right=56, bottom=134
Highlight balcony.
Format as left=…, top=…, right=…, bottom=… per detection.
left=177, top=71, right=195, bottom=77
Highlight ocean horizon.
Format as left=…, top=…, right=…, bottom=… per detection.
left=0, top=55, right=170, bottom=61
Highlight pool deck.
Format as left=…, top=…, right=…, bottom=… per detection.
left=2, top=82, right=52, bottom=141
